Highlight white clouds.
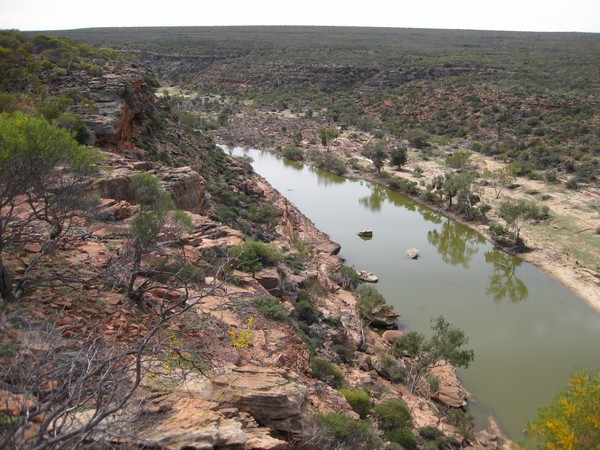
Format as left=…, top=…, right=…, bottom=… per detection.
left=1, top=0, right=598, bottom=32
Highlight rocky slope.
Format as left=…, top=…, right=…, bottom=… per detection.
left=0, top=51, right=512, bottom=449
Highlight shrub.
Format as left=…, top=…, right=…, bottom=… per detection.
left=445, top=150, right=472, bottom=169
left=373, top=398, right=412, bottom=431
left=314, top=154, right=347, bottom=175
left=340, top=388, right=371, bottom=418
left=294, top=297, right=322, bottom=325
left=527, top=368, right=600, bottom=450
left=311, top=357, right=345, bottom=388
left=378, top=354, right=405, bottom=383
left=419, top=426, right=445, bottom=440
left=56, top=113, right=91, bottom=144
left=356, top=285, right=393, bottom=325
left=390, top=146, right=408, bottom=169
left=330, top=265, right=362, bottom=290
left=332, top=344, right=354, bottom=364
left=246, top=203, right=281, bottom=226
left=315, top=413, right=382, bottom=449
left=385, top=428, right=418, bottom=449
left=419, top=426, right=460, bottom=449
left=253, top=296, right=287, bottom=321
left=230, top=241, right=284, bottom=274
left=447, top=408, right=474, bottom=440
left=282, top=145, right=304, bottom=161
left=488, top=223, right=515, bottom=247
left=388, top=177, right=419, bottom=195
left=566, top=177, right=579, bottom=190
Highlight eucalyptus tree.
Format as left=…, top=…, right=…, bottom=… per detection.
left=393, top=316, right=474, bottom=394
left=0, top=111, right=101, bottom=301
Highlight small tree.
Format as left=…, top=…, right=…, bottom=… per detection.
left=318, top=127, right=339, bottom=147
left=497, top=198, right=541, bottom=245
left=527, top=368, right=600, bottom=449
left=0, top=111, right=101, bottom=301
left=363, top=140, right=388, bottom=174
left=445, top=150, right=472, bottom=170
left=439, top=172, right=476, bottom=211
left=483, top=167, right=516, bottom=199
left=390, top=146, right=408, bottom=169
left=127, top=173, right=193, bottom=302
left=393, top=316, right=474, bottom=394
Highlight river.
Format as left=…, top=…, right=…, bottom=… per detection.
left=229, top=146, right=600, bottom=441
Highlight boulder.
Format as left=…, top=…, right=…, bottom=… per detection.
left=382, top=329, right=405, bottom=345
left=163, top=167, right=208, bottom=213
left=355, top=353, right=373, bottom=371
left=405, top=248, right=419, bottom=259
left=212, top=365, right=315, bottom=436
left=254, top=267, right=282, bottom=297
left=430, top=362, right=468, bottom=408
left=369, top=305, right=400, bottom=329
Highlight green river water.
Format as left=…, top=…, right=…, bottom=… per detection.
left=230, top=147, right=600, bottom=441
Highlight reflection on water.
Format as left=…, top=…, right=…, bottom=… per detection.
left=359, top=184, right=386, bottom=212
left=309, top=165, right=347, bottom=186
left=485, top=250, right=529, bottom=303
left=282, top=158, right=304, bottom=171
left=229, top=146, right=600, bottom=441
left=427, top=218, right=483, bottom=268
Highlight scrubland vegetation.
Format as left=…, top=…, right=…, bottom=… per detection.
left=1, top=26, right=598, bottom=448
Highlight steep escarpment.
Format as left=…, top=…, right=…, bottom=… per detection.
left=0, top=32, right=512, bottom=449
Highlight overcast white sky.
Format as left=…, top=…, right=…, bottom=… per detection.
left=1, top=0, right=599, bottom=33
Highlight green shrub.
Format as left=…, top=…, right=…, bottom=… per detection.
left=566, top=177, right=579, bottom=190
left=419, top=426, right=445, bottom=440
left=282, top=145, right=304, bottom=161
left=447, top=408, right=474, bottom=440
left=332, top=344, right=354, bottom=364
left=253, top=295, right=287, bottom=321
left=385, top=428, right=418, bottom=449
left=419, top=426, right=460, bottom=449
left=311, top=357, right=345, bottom=388
left=388, top=177, right=419, bottom=195
left=356, top=285, right=393, bottom=324
left=56, top=113, right=91, bottom=144
left=315, top=413, right=382, bottom=449
left=314, top=154, right=347, bottom=175
left=294, top=297, right=321, bottom=325
left=445, top=150, right=472, bottom=169
left=230, top=241, right=284, bottom=274
left=246, top=203, right=281, bottom=226
left=340, top=388, right=371, bottom=418
left=330, top=265, right=362, bottom=290
left=378, top=354, right=405, bottom=383
left=373, top=398, right=412, bottom=431
left=488, top=223, right=515, bottom=247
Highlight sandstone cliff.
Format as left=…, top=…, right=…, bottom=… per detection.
left=0, top=49, right=511, bottom=450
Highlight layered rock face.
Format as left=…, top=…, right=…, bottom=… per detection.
left=3, top=56, right=512, bottom=450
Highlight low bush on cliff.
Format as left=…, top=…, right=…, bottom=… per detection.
left=385, top=428, right=418, bottom=449
left=356, top=285, right=393, bottom=324
left=253, top=295, right=287, bottom=321
left=330, top=265, right=362, bottom=290
left=311, top=357, right=345, bottom=388
left=230, top=241, right=284, bottom=275
left=372, top=398, right=413, bottom=431
left=340, top=388, right=371, bottom=418
left=314, top=413, right=383, bottom=450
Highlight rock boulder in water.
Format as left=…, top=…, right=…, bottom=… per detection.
left=405, top=248, right=419, bottom=259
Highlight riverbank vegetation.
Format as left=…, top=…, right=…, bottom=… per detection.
left=3, top=26, right=598, bottom=447
left=50, top=27, right=598, bottom=270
